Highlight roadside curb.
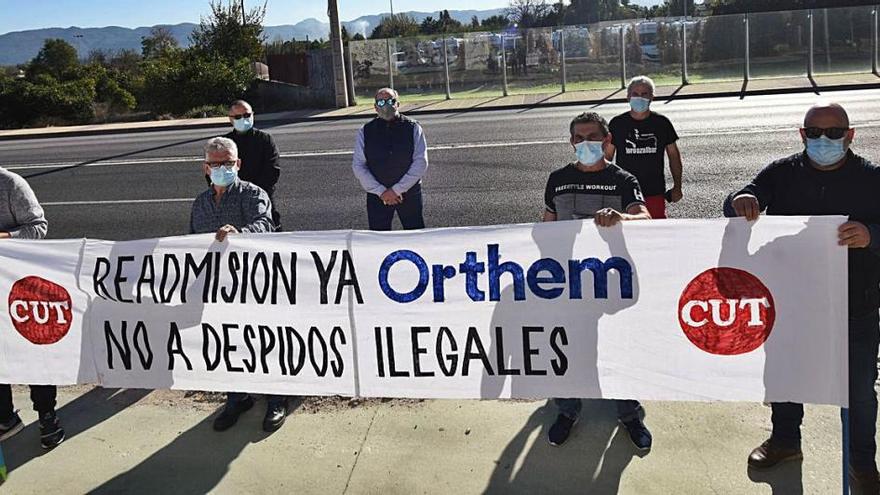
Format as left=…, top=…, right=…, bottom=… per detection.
left=3, top=81, right=878, bottom=142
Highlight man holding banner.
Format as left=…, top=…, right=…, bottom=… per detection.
left=190, top=137, right=290, bottom=433
left=0, top=166, right=64, bottom=450
left=725, top=103, right=880, bottom=492
left=542, top=112, right=653, bottom=450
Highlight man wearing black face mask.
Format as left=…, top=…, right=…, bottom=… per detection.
left=352, top=88, right=429, bottom=231
left=724, top=103, right=880, bottom=492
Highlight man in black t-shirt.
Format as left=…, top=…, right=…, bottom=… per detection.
left=607, top=76, right=683, bottom=219
left=542, top=111, right=653, bottom=452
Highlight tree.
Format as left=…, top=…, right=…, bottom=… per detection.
left=471, top=15, right=480, bottom=29
left=352, top=33, right=366, bottom=41
left=28, top=39, right=80, bottom=81
left=190, top=0, right=267, bottom=63
left=481, top=14, right=511, bottom=31
left=506, top=0, right=553, bottom=28
left=369, top=14, right=420, bottom=39
left=141, top=26, right=179, bottom=59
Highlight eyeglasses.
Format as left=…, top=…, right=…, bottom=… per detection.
left=803, top=127, right=849, bottom=140
left=206, top=160, right=236, bottom=169
left=230, top=113, right=252, bottom=120
left=375, top=98, right=397, bottom=107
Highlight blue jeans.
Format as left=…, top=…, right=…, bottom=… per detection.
left=366, top=184, right=425, bottom=231
left=555, top=398, right=642, bottom=422
left=770, top=312, right=879, bottom=471
left=227, top=392, right=286, bottom=408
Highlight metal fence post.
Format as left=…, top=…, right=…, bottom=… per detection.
left=561, top=28, right=567, bottom=93
left=807, top=9, right=815, bottom=79
left=386, top=38, right=394, bottom=89
left=873, top=6, right=879, bottom=76
left=620, top=25, right=627, bottom=89
left=443, top=37, right=452, bottom=100
left=681, top=4, right=689, bottom=85
left=501, top=36, right=509, bottom=97
left=744, top=13, right=751, bottom=82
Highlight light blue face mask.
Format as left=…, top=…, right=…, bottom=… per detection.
left=210, top=165, right=238, bottom=187
left=629, top=96, right=651, bottom=113
left=805, top=136, right=847, bottom=167
left=575, top=140, right=605, bottom=165
left=233, top=117, right=253, bottom=133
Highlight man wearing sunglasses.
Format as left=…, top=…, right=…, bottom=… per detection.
left=190, top=137, right=290, bottom=434
left=225, top=100, right=282, bottom=230
left=724, top=103, right=880, bottom=492
left=352, top=88, right=429, bottom=231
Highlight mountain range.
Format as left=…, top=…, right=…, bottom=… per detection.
left=0, top=9, right=506, bottom=66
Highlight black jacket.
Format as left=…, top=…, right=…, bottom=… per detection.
left=724, top=150, right=880, bottom=318
left=225, top=128, right=281, bottom=196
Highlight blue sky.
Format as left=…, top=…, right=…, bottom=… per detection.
left=0, top=0, right=660, bottom=34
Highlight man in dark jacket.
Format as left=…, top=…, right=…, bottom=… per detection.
left=724, top=103, right=880, bottom=493
left=225, top=100, right=282, bottom=230
left=351, top=88, right=429, bottom=231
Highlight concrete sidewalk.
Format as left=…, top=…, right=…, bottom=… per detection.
left=1, top=73, right=878, bottom=141
left=0, top=385, right=853, bottom=494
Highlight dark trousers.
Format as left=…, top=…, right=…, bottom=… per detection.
left=770, top=312, right=879, bottom=471
left=268, top=193, right=282, bottom=231
left=0, top=384, right=57, bottom=422
left=555, top=398, right=642, bottom=422
left=227, top=392, right=286, bottom=408
left=366, top=185, right=425, bottom=231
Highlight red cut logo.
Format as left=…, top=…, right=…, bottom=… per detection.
left=7, top=276, right=73, bottom=345
left=678, top=268, right=775, bottom=356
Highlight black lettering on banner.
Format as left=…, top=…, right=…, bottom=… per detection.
left=522, top=326, right=547, bottom=376
left=211, top=252, right=221, bottom=302
left=221, top=253, right=240, bottom=303
left=276, top=326, right=288, bottom=375
left=258, top=325, right=276, bottom=374
left=167, top=322, right=193, bottom=371
left=114, top=256, right=135, bottom=303
left=242, top=324, right=258, bottom=373
left=385, top=326, right=410, bottom=377
left=494, top=326, right=521, bottom=376
left=93, top=257, right=115, bottom=301
left=437, top=326, right=458, bottom=376
left=160, top=254, right=181, bottom=304
left=375, top=326, right=385, bottom=377
left=182, top=253, right=213, bottom=303
left=222, top=323, right=244, bottom=372
left=202, top=323, right=222, bottom=371
left=329, top=326, right=346, bottom=377
left=462, top=327, right=493, bottom=376
left=308, top=327, right=329, bottom=377
left=335, top=250, right=364, bottom=305
left=132, top=321, right=154, bottom=369
left=239, top=252, right=251, bottom=304
left=549, top=326, right=569, bottom=376
left=136, top=255, right=157, bottom=304
left=271, top=253, right=296, bottom=305
left=104, top=320, right=132, bottom=370
left=411, top=326, right=435, bottom=377
left=251, top=253, right=270, bottom=304
left=286, top=327, right=306, bottom=375
left=312, top=250, right=337, bottom=305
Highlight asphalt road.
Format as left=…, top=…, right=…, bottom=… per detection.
left=3, top=88, right=880, bottom=240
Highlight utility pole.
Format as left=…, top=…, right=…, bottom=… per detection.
left=328, top=0, right=350, bottom=107
left=241, top=0, right=246, bottom=25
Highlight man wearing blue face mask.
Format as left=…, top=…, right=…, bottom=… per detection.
left=542, top=112, right=653, bottom=451
left=607, top=76, right=683, bottom=220
left=190, top=137, right=290, bottom=434
left=724, top=103, right=880, bottom=492
left=225, top=100, right=282, bottom=230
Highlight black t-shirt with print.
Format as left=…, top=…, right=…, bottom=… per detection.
left=544, top=162, right=645, bottom=220
left=609, top=111, right=679, bottom=197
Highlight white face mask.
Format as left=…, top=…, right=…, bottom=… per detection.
left=575, top=140, right=605, bottom=165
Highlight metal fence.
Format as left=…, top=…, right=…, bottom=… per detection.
left=348, top=5, right=879, bottom=100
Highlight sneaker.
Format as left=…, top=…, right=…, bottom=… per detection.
left=0, top=413, right=24, bottom=442
left=548, top=414, right=578, bottom=447
left=620, top=417, right=652, bottom=452
left=39, top=411, right=64, bottom=449
left=262, top=399, right=288, bottom=432
left=213, top=395, right=255, bottom=432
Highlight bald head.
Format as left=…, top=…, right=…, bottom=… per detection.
left=804, top=103, right=850, bottom=129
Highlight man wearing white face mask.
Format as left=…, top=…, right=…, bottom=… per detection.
left=225, top=100, right=282, bottom=230
left=542, top=112, right=653, bottom=451
left=724, top=103, right=880, bottom=492
left=607, top=76, right=683, bottom=219
left=190, top=137, right=290, bottom=434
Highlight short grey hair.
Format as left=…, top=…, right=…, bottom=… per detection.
left=229, top=99, right=252, bottom=112
left=375, top=87, right=399, bottom=99
left=204, top=137, right=238, bottom=158
left=627, top=76, right=655, bottom=96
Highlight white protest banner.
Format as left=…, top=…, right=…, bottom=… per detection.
left=352, top=217, right=848, bottom=406
left=79, top=233, right=357, bottom=397
left=0, top=217, right=848, bottom=406
left=0, top=239, right=94, bottom=385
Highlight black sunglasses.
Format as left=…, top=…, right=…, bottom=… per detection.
left=230, top=113, right=253, bottom=120
left=206, top=160, right=236, bottom=169
left=803, top=127, right=849, bottom=140
left=375, top=98, right=397, bottom=107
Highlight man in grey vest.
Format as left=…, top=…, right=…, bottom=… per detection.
left=352, top=88, right=429, bottom=230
